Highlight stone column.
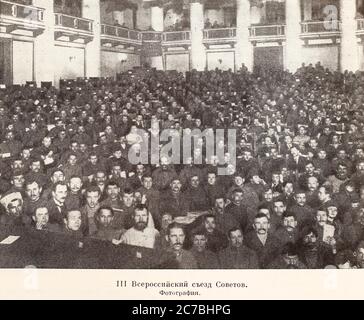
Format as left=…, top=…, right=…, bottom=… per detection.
left=150, top=6, right=164, bottom=70
left=190, top=1, right=206, bottom=71
left=285, top=0, right=302, bottom=73
left=340, top=0, right=359, bottom=72
left=83, top=0, right=101, bottom=78
left=33, top=0, right=56, bottom=86
left=236, top=0, right=253, bottom=71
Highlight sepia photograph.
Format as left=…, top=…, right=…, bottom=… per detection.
left=0, top=0, right=364, bottom=300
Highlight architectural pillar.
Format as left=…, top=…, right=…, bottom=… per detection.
left=190, top=1, right=206, bottom=71
left=33, top=0, right=56, bottom=87
left=340, top=0, right=359, bottom=72
left=236, top=0, right=253, bottom=71
left=285, top=0, right=302, bottom=73
left=83, top=0, right=101, bottom=78
left=150, top=6, right=164, bottom=70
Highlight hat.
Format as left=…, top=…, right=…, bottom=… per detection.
left=0, top=192, right=22, bottom=210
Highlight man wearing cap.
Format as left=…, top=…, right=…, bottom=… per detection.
left=0, top=193, right=30, bottom=226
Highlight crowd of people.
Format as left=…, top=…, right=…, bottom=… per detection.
left=0, top=62, right=364, bottom=269
left=204, top=19, right=235, bottom=30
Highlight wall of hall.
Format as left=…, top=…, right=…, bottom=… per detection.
left=358, top=43, right=364, bottom=71
left=300, top=45, right=340, bottom=71
left=54, top=44, right=85, bottom=82
left=101, top=50, right=140, bottom=77
left=12, top=40, right=33, bottom=84
left=165, top=52, right=190, bottom=72
left=0, top=38, right=13, bottom=85
left=206, top=50, right=235, bottom=71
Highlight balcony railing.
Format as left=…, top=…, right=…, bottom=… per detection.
left=0, top=0, right=44, bottom=22
left=203, top=28, right=236, bottom=39
left=141, top=31, right=162, bottom=41
left=301, top=20, right=341, bottom=34
left=249, top=24, right=285, bottom=38
left=163, top=31, right=191, bottom=42
left=101, top=24, right=142, bottom=41
left=54, top=13, right=93, bottom=33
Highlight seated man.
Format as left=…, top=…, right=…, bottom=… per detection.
left=268, top=243, right=307, bottom=269
left=202, top=214, right=229, bottom=253
left=218, top=227, right=259, bottom=269
left=160, top=222, right=198, bottom=269
left=62, top=209, right=84, bottom=238
left=245, top=213, right=281, bottom=269
left=112, top=204, right=159, bottom=249
left=159, top=177, right=190, bottom=218
left=273, top=212, right=299, bottom=250
left=93, top=206, right=124, bottom=242
left=23, top=179, right=47, bottom=217
left=0, top=192, right=31, bottom=226
left=81, top=185, right=101, bottom=236
left=354, top=241, right=364, bottom=269
left=31, top=207, right=61, bottom=232
left=298, top=226, right=335, bottom=269
left=190, top=228, right=220, bottom=269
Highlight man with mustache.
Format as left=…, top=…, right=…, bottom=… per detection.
left=23, top=179, right=47, bottom=218
left=159, top=178, right=190, bottom=218
left=158, top=222, right=197, bottom=269
left=113, top=204, right=159, bottom=249
left=274, top=212, right=299, bottom=250
left=289, top=190, right=315, bottom=228
left=46, top=182, right=68, bottom=226
left=245, top=212, right=281, bottom=269
left=305, top=176, right=321, bottom=209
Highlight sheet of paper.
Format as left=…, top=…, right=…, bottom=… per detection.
left=44, top=157, right=54, bottom=165
left=0, top=236, right=20, bottom=245
left=323, top=224, right=335, bottom=243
